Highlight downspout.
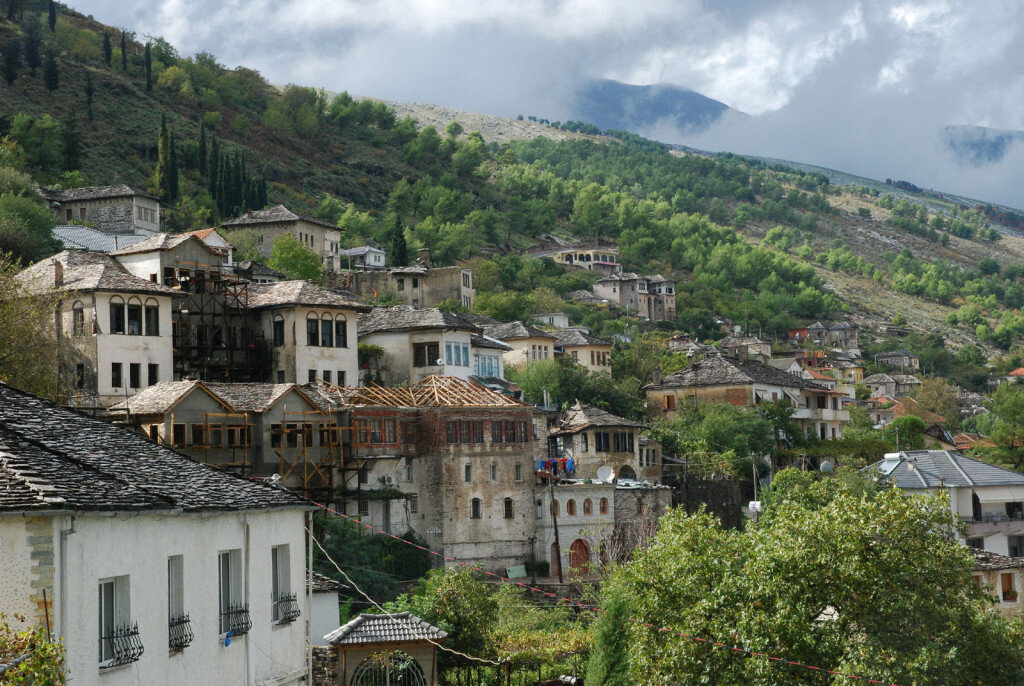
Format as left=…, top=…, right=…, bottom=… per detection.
left=58, top=515, right=77, bottom=642
left=244, top=513, right=251, bottom=686
left=307, top=511, right=313, bottom=684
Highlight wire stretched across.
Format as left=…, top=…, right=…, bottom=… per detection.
left=312, top=500, right=903, bottom=686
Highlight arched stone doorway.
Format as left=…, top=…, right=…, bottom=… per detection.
left=569, top=539, right=589, bottom=570
left=351, top=650, right=427, bottom=686
left=618, top=464, right=637, bottom=481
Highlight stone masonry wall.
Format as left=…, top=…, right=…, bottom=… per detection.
left=312, top=645, right=339, bottom=686
left=25, top=516, right=55, bottom=628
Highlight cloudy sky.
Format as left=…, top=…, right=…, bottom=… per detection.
left=73, top=0, right=1024, bottom=206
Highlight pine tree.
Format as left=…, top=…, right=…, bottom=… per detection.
left=168, top=129, right=179, bottom=201
left=388, top=215, right=409, bottom=266
left=154, top=114, right=171, bottom=200
left=144, top=41, right=151, bottom=92
left=43, top=50, right=57, bottom=92
left=47, top=0, right=55, bottom=32
left=60, top=110, right=81, bottom=171
left=84, top=73, right=94, bottom=120
left=1, top=37, right=20, bottom=86
left=586, top=592, right=630, bottom=686
left=258, top=174, right=267, bottom=208
left=102, top=33, right=112, bottom=66
left=198, top=121, right=207, bottom=177
left=120, top=31, right=127, bottom=73
left=23, top=22, right=40, bottom=76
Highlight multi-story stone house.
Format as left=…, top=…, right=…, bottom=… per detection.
left=862, top=372, right=922, bottom=398
left=548, top=402, right=660, bottom=483
left=718, top=335, right=773, bottom=360
left=0, top=381, right=311, bottom=686
left=38, top=185, right=161, bottom=234
left=543, top=247, right=622, bottom=275
left=480, top=320, right=558, bottom=369
left=873, top=349, right=921, bottom=372
left=349, top=262, right=475, bottom=309
left=593, top=272, right=677, bottom=321
left=972, top=551, right=1024, bottom=617
left=15, top=250, right=177, bottom=408
left=644, top=353, right=850, bottom=440
left=806, top=320, right=860, bottom=352
left=340, top=246, right=387, bottom=270
left=553, top=328, right=612, bottom=373
left=221, top=205, right=343, bottom=271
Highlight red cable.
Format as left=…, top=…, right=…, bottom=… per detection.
left=312, top=500, right=902, bottom=685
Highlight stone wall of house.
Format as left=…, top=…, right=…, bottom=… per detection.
left=312, top=646, right=338, bottom=686
left=61, top=201, right=136, bottom=234
left=673, top=475, right=744, bottom=529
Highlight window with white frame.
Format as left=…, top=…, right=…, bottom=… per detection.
left=98, top=575, right=137, bottom=667
left=272, top=545, right=299, bottom=622
left=218, top=549, right=246, bottom=635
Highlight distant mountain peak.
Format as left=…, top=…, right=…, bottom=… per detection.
left=941, top=125, right=1024, bottom=167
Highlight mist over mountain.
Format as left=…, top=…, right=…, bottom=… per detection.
left=941, top=125, right=1024, bottom=167
left=571, top=79, right=738, bottom=135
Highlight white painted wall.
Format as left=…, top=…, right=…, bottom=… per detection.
left=0, top=516, right=35, bottom=621
left=309, top=592, right=340, bottom=646
left=93, top=292, right=175, bottom=405
left=359, top=330, right=475, bottom=385
left=263, top=307, right=359, bottom=385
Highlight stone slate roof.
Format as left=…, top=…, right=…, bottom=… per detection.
left=869, top=450, right=1024, bottom=489
left=222, top=205, right=339, bottom=231
left=325, top=612, right=447, bottom=646
left=16, top=250, right=179, bottom=297
left=107, top=380, right=212, bottom=416
left=893, top=374, right=921, bottom=385
left=471, top=334, right=512, bottom=351
left=552, top=401, right=645, bottom=435
left=206, top=383, right=307, bottom=413
left=719, top=335, right=769, bottom=347
left=38, top=184, right=155, bottom=202
left=340, top=246, right=384, bottom=257
left=109, top=232, right=221, bottom=257
left=863, top=373, right=894, bottom=384
left=0, top=382, right=307, bottom=513
left=247, top=281, right=369, bottom=312
left=53, top=225, right=148, bottom=252
left=972, top=549, right=1024, bottom=571
left=310, top=570, right=347, bottom=593
left=876, top=349, right=917, bottom=358
left=108, top=381, right=319, bottom=416
left=483, top=321, right=556, bottom=341
left=233, top=260, right=285, bottom=279
left=863, top=373, right=921, bottom=385
left=645, top=354, right=827, bottom=392
left=553, top=328, right=611, bottom=347
left=358, top=306, right=479, bottom=335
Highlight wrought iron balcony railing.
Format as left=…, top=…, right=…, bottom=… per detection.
left=220, top=602, right=252, bottom=636
left=273, top=592, right=301, bottom=623
left=168, top=613, right=194, bottom=652
left=100, top=622, right=144, bottom=668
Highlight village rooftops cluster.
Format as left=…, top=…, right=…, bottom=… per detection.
left=0, top=381, right=306, bottom=513
left=220, top=204, right=340, bottom=231
left=108, top=380, right=330, bottom=416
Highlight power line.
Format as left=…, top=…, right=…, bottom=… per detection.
left=311, top=501, right=904, bottom=686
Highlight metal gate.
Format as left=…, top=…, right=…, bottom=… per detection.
left=352, top=650, right=428, bottom=686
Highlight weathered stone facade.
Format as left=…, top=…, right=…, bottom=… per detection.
left=348, top=266, right=475, bottom=309
left=312, top=645, right=339, bottom=686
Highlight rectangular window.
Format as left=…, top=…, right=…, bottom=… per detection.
left=515, top=463, right=522, bottom=481
left=323, top=370, right=332, bottom=384
left=168, top=555, right=184, bottom=624
left=581, top=432, right=589, bottom=452
left=286, top=423, right=299, bottom=448
left=73, top=307, right=85, bottom=335
left=306, top=319, right=319, bottom=346
left=308, top=370, right=317, bottom=383
left=447, top=421, right=458, bottom=444
left=321, top=320, right=334, bottom=347
left=75, top=364, right=86, bottom=389
left=109, top=302, right=125, bottom=334
left=384, top=419, right=397, bottom=444
left=358, top=499, right=370, bottom=516
left=397, top=278, right=405, bottom=291
left=412, top=278, right=419, bottom=288
left=471, top=421, right=484, bottom=444
left=276, top=370, right=285, bottom=383
left=358, top=467, right=368, bottom=485
left=111, top=362, right=123, bottom=388
left=144, top=305, right=159, bottom=336
left=147, top=363, right=159, bottom=386
left=490, top=463, right=497, bottom=481
left=273, top=319, right=285, bottom=346
left=517, top=421, right=528, bottom=443
left=414, top=343, right=440, bottom=367
left=492, top=420, right=504, bottom=444
left=218, top=550, right=242, bottom=634
left=98, top=576, right=130, bottom=665
left=596, top=432, right=609, bottom=452
left=369, top=419, right=383, bottom=444
left=335, top=320, right=347, bottom=348
left=409, top=495, right=418, bottom=514
left=271, top=545, right=292, bottom=622
left=462, top=344, right=469, bottom=366
left=464, top=464, right=472, bottom=482
left=191, top=424, right=205, bottom=446
left=126, top=304, right=142, bottom=335
left=446, top=342, right=453, bottom=365
left=338, top=371, right=346, bottom=386
left=129, top=363, right=140, bottom=389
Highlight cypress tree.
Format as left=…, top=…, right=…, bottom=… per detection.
left=198, top=121, right=207, bottom=177
left=208, top=137, right=220, bottom=197
left=217, top=158, right=227, bottom=215
left=43, top=50, right=57, bottom=91
left=586, top=592, right=630, bottom=686
left=1, top=37, right=20, bottom=86
left=168, top=129, right=179, bottom=201
left=23, top=22, right=40, bottom=76
left=120, top=31, right=127, bottom=73
left=102, top=33, right=112, bottom=67
left=258, top=174, right=267, bottom=208
left=388, top=215, right=408, bottom=266
left=47, top=0, right=55, bottom=32
left=144, top=41, right=151, bottom=92
left=154, top=114, right=170, bottom=200
left=60, top=110, right=81, bottom=171
left=84, top=72, right=94, bottom=120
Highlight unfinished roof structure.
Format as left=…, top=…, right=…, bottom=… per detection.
left=329, top=375, right=527, bottom=408
left=325, top=612, right=447, bottom=646
left=551, top=401, right=645, bottom=436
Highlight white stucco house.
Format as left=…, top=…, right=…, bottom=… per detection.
left=0, top=381, right=313, bottom=686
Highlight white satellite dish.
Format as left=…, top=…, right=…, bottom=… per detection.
left=436, top=358, right=445, bottom=366
left=820, top=460, right=834, bottom=474
left=597, top=465, right=614, bottom=483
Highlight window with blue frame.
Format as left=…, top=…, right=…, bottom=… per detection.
left=462, top=344, right=469, bottom=366
left=445, top=342, right=453, bottom=365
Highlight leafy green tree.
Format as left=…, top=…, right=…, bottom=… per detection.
left=59, top=110, right=81, bottom=171
left=43, top=50, right=57, bottom=92
left=9, top=114, right=62, bottom=179
left=268, top=234, right=324, bottom=282
left=387, top=214, right=408, bottom=267
left=144, top=41, right=151, bottom=92
left=168, top=129, right=179, bottom=200
left=445, top=120, right=463, bottom=140
left=882, top=414, right=926, bottom=451
left=153, top=114, right=171, bottom=200
left=223, top=228, right=262, bottom=262
left=84, top=72, right=94, bottom=120
left=198, top=121, right=207, bottom=177
left=0, top=613, right=66, bottom=684
left=102, top=32, right=112, bottom=66
left=989, top=383, right=1024, bottom=469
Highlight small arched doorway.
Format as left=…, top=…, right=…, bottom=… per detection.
left=569, top=539, right=590, bottom=571
left=618, top=464, right=637, bottom=481
left=550, top=542, right=561, bottom=579
left=351, top=650, right=427, bottom=686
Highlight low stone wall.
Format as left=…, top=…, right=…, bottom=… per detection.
left=312, top=645, right=338, bottom=686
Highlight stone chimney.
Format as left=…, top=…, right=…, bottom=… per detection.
left=417, top=248, right=431, bottom=268
left=652, top=365, right=663, bottom=386
left=53, top=259, right=63, bottom=287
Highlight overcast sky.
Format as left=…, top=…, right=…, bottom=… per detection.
left=72, top=0, right=1024, bottom=207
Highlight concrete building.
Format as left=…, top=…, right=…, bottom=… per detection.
left=869, top=450, right=1024, bottom=558
left=0, top=381, right=311, bottom=686
left=38, top=185, right=161, bottom=234
left=340, top=246, right=386, bottom=270
left=534, top=312, right=570, bottom=328
left=553, top=328, right=612, bottom=373
left=309, top=572, right=345, bottom=647
left=221, top=205, right=343, bottom=271
left=348, top=264, right=475, bottom=309
left=15, top=250, right=178, bottom=408
left=593, top=272, right=677, bottom=321
left=481, top=320, right=558, bottom=369
left=645, top=353, right=850, bottom=440
left=548, top=402, right=659, bottom=483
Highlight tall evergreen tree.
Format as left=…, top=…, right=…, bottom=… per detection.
left=154, top=114, right=171, bottom=200
left=208, top=137, right=220, bottom=197
left=60, top=110, right=81, bottom=171
left=102, top=33, right=112, bottom=66
left=143, top=41, right=151, bottom=92
left=388, top=214, right=409, bottom=266
left=43, top=50, right=57, bottom=92
left=1, top=37, right=20, bottom=86
left=198, top=121, right=207, bottom=177
left=586, top=591, right=630, bottom=686
left=84, top=72, right=94, bottom=120
left=47, top=0, right=55, bottom=32
left=119, top=31, right=127, bottom=72
left=258, top=174, right=267, bottom=208
left=23, top=21, right=40, bottom=76
left=168, top=129, right=179, bottom=201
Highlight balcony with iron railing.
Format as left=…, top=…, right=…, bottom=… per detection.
left=168, top=614, right=194, bottom=652
left=100, top=622, right=144, bottom=668
left=273, top=592, right=301, bottom=623
left=220, top=602, right=252, bottom=636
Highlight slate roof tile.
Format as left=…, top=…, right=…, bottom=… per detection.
left=645, top=354, right=826, bottom=392
left=37, top=184, right=152, bottom=202
left=553, top=328, right=611, bottom=347
left=552, top=401, right=645, bottom=435
left=248, top=281, right=369, bottom=311
left=868, top=450, right=1024, bottom=489
left=483, top=321, right=556, bottom=341
left=357, top=306, right=479, bottom=334
left=16, top=250, right=179, bottom=297
left=221, top=205, right=339, bottom=231
left=53, top=225, right=149, bottom=252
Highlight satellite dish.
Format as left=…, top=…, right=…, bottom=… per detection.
left=597, top=465, right=614, bottom=483
left=820, top=460, right=834, bottom=474
left=436, top=358, right=445, bottom=366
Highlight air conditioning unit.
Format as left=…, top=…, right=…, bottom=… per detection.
left=383, top=475, right=395, bottom=486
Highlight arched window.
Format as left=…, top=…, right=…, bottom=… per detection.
left=550, top=499, right=559, bottom=517
left=536, top=498, right=543, bottom=519
left=126, top=297, right=143, bottom=335
left=599, top=497, right=608, bottom=515
left=503, top=497, right=513, bottom=519
left=71, top=300, right=85, bottom=335
left=272, top=314, right=285, bottom=346
left=109, top=296, right=125, bottom=334
left=470, top=498, right=482, bottom=519
left=306, top=313, right=319, bottom=347
left=320, top=312, right=334, bottom=347
left=144, top=298, right=160, bottom=336
left=567, top=499, right=576, bottom=516
left=335, top=314, right=348, bottom=348
left=583, top=498, right=592, bottom=515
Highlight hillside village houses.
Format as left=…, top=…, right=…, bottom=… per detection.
left=221, top=204, right=344, bottom=271
left=0, top=382, right=311, bottom=686
left=478, top=319, right=559, bottom=369
left=542, top=246, right=623, bottom=274
left=339, top=245, right=387, bottom=270
left=552, top=327, right=613, bottom=373
left=38, top=184, right=162, bottom=235
left=592, top=272, right=677, bottom=321
left=874, top=348, right=921, bottom=371
left=346, top=254, right=476, bottom=309
left=863, top=372, right=923, bottom=398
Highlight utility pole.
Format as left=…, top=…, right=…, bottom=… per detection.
left=527, top=535, right=537, bottom=586
left=549, top=480, right=563, bottom=584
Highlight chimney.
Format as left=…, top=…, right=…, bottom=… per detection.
left=652, top=366, right=663, bottom=386
left=417, top=248, right=431, bottom=268
left=53, top=260, right=63, bottom=287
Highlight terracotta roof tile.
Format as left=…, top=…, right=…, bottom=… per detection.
left=325, top=612, right=447, bottom=645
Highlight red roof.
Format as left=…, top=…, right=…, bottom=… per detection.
left=1009, top=368, right=1024, bottom=377
left=892, top=397, right=944, bottom=424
